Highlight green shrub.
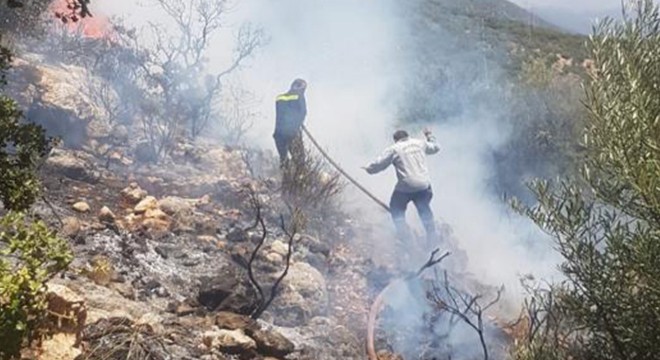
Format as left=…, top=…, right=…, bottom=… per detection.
left=0, top=212, right=73, bottom=359
left=0, top=41, right=52, bottom=212
left=0, top=40, right=70, bottom=359
left=512, top=2, right=660, bottom=359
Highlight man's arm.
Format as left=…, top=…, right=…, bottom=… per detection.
left=364, top=147, right=395, bottom=174
left=423, top=128, right=440, bottom=155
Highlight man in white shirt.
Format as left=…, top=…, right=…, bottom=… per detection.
left=364, top=129, right=440, bottom=243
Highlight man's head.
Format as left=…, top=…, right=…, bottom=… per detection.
left=393, top=130, right=409, bottom=142
left=290, top=78, right=307, bottom=94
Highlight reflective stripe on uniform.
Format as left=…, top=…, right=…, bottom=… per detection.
left=276, top=94, right=300, bottom=101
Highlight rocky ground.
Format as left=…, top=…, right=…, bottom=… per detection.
left=30, top=139, right=388, bottom=360
left=6, top=55, right=515, bottom=360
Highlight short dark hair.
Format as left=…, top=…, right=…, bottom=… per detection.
left=393, top=130, right=409, bottom=142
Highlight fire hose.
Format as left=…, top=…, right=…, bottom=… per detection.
left=301, top=125, right=391, bottom=212
left=366, top=250, right=450, bottom=359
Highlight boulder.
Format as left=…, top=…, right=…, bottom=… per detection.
left=204, top=328, right=256, bottom=354
left=246, top=327, right=295, bottom=358
left=60, top=217, right=82, bottom=238
left=301, top=235, right=331, bottom=257
left=271, top=262, right=328, bottom=326
left=45, top=283, right=87, bottom=344
left=120, top=183, right=147, bottom=204
left=197, top=270, right=259, bottom=315
left=265, top=252, right=283, bottom=265
left=270, top=240, right=290, bottom=257
left=141, top=218, right=170, bottom=237
left=72, top=201, right=90, bottom=213
left=158, top=196, right=193, bottom=216
left=98, top=206, right=115, bottom=223
left=270, top=291, right=311, bottom=327
left=134, top=196, right=158, bottom=214
left=46, top=149, right=99, bottom=183
left=37, top=333, right=81, bottom=360
left=144, top=208, right=168, bottom=220
left=110, top=124, right=129, bottom=144
left=215, top=311, right=257, bottom=331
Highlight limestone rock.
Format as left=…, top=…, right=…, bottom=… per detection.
left=265, top=252, right=283, bottom=265
left=141, top=219, right=170, bottom=237
left=204, top=328, right=256, bottom=354
left=121, top=183, right=147, bottom=204
left=270, top=291, right=311, bottom=327
left=110, top=124, right=129, bottom=143
left=158, top=196, right=193, bottom=216
left=45, top=283, right=87, bottom=343
left=98, top=206, right=115, bottom=223
left=72, top=201, right=90, bottom=213
left=45, top=149, right=99, bottom=183
left=198, top=271, right=259, bottom=315
left=301, top=234, right=331, bottom=257
left=60, top=217, right=82, bottom=238
left=134, top=196, right=158, bottom=214
left=272, top=262, right=328, bottom=326
left=246, top=328, right=295, bottom=358
left=270, top=240, right=290, bottom=257
left=215, top=311, right=257, bottom=331
left=37, top=333, right=81, bottom=360
left=144, top=207, right=168, bottom=220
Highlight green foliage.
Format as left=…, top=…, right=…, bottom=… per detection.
left=583, top=1, right=660, bottom=223
left=0, top=212, right=73, bottom=359
left=0, top=42, right=69, bottom=359
left=513, top=2, right=660, bottom=359
left=0, top=43, right=52, bottom=211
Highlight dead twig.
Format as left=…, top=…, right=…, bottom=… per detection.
left=245, top=189, right=266, bottom=310
left=250, top=214, right=296, bottom=319
left=241, top=185, right=297, bottom=320
left=427, top=271, right=504, bottom=360
left=39, top=195, right=64, bottom=227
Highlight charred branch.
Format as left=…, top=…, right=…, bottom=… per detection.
left=241, top=185, right=297, bottom=320
left=250, top=214, right=296, bottom=320
left=427, top=271, right=504, bottom=360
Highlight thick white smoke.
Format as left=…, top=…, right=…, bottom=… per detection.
left=96, top=0, right=560, bottom=302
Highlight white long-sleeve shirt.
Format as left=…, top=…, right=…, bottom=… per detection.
left=366, top=136, right=440, bottom=193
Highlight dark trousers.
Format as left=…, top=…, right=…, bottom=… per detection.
left=273, top=131, right=304, bottom=166
left=389, top=187, right=437, bottom=243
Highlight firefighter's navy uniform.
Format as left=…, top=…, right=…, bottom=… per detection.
left=273, top=87, right=307, bottom=165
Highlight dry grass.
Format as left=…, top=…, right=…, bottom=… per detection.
left=78, top=317, right=168, bottom=360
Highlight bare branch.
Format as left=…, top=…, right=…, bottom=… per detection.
left=245, top=188, right=266, bottom=308
left=426, top=271, right=503, bottom=360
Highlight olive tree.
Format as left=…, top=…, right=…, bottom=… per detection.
left=512, top=2, right=660, bottom=359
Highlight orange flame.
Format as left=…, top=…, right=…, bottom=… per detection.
left=49, top=0, right=113, bottom=39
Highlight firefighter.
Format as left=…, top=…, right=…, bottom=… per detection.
left=363, top=128, right=440, bottom=243
left=274, top=79, right=307, bottom=166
